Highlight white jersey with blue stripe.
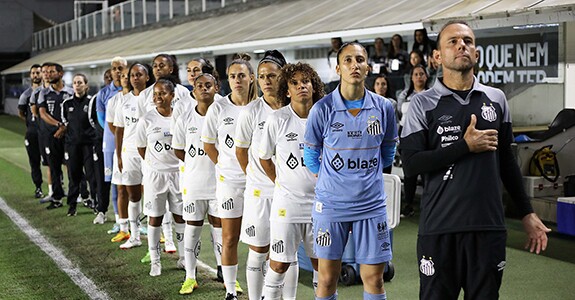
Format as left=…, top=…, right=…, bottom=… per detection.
left=304, top=88, right=398, bottom=222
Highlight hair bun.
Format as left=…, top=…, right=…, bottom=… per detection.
left=233, top=52, right=252, bottom=61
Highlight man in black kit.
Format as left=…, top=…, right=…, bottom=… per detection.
left=400, top=20, right=551, bottom=300
left=38, top=62, right=74, bottom=210
left=18, top=64, right=44, bottom=198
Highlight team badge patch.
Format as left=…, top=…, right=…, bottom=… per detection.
left=367, top=116, right=382, bottom=136
left=316, top=229, right=332, bottom=247
left=481, top=103, right=497, bottom=122
left=222, top=198, right=234, bottom=210
left=245, top=225, right=256, bottom=237
left=271, top=239, right=285, bottom=254
left=420, top=256, right=435, bottom=276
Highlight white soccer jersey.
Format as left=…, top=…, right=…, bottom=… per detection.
left=172, top=93, right=223, bottom=132
left=113, top=92, right=142, bottom=153
left=235, top=97, right=277, bottom=191
left=259, top=105, right=316, bottom=223
left=201, top=95, right=246, bottom=187
left=172, top=107, right=216, bottom=200
left=135, top=108, right=179, bottom=173
left=105, top=92, right=125, bottom=124
left=139, top=83, right=194, bottom=116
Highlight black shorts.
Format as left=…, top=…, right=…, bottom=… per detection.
left=417, top=231, right=506, bottom=300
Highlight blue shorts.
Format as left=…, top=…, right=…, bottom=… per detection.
left=103, top=151, right=114, bottom=182
left=313, top=213, right=392, bottom=265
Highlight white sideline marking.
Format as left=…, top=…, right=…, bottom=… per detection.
left=0, top=197, right=111, bottom=300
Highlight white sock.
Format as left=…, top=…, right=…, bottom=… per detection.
left=114, top=213, right=120, bottom=223
left=211, top=225, right=223, bottom=266
left=119, top=218, right=129, bottom=233
left=184, top=224, right=202, bottom=279
left=128, top=201, right=141, bottom=240
left=283, top=260, right=299, bottom=300
left=48, top=184, right=53, bottom=196
left=263, top=267, right=286, bottom=300
left=174, top=222, right=185, bottom=260
left=222, top=264, right=238, bottom=295
left=246, top=249, right=267, bottom=300
left=148, top=225, right=161, bottom=263
left=313, top=269, right=319, bottom=293
left=162, top=212, right=173, bottom=244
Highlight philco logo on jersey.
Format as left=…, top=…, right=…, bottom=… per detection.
left=347, top=131, right=362, bottom=139
left=316, top=229, right=332, bottom=247
left=481, top=103, right=497, bottom=122
left=420, top=256, right=435, bottom=276
left=331, top=122, right=344, bottom=132
left=367, top=116, right=382, bottom=136
left=223, top=117, right=234, bottom=125
left=440, top=135, right=459, bottom=143
left=258, top=121, right=265, bottom=130
left=188, top=126, right=198, bottom=134
left=330, top=153, right=378, bottom=172
left=285, top=132, right=298, bottom=142
left=272, top=239, right=285, bottom=254
left=188, top=144, right=205, bottom=157
left=436, top=125, right=461, bottom=135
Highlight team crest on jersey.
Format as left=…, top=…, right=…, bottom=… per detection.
left=272, top=239, right=285, bottom=254
left=223, top=117, right=234, bottom=125
left=330, top=153, right=344, bottom=171
left=154, top=141, right=163, bottom=152
left=286, top=153, right=299, bottom=170
left=316, top=229, right=332, bottom=247
left=330, top=122, right=344, bottom=132
left=366, top=116, right=382, bottom=136
left=83, top=105, right=88, bottom=113
left=285, top=132, right=298, bottom=142
left=225, top=134, right=234, bottom=148
left=188, top=144, right=197, bottom=157
left=420, top=256, right=435, bottom=276
left=481, top=103, right=497, bottom=122
left=258, top=121, right=265, bottom=130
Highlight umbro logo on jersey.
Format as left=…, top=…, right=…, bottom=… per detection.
left=225, top=134, right=234, bottom=148
left=184, top=203, right=195, bottom=214
left=245, top=225, right=256, bottom=237
left=286, top=153, right=299, bottom=169
left=367, top=116, right=381, bottom=136
left=497, top=260, right=506, bottom=271
left=420, top=256, right=435, bottom=277
left=188, top=126, right=198, bottom=134
left=330, top=122, right=344, bottom=132
left=316, top=229, right=332, bottom=247
left=152, top=127, right=162, bottom=133
left=330, top=153, right=344, bottom=171
left=285, top=132, right=298, bottom=141
left=258, top=121, right=265, bottom=130
left=481, top=103, right=497, bottom=122
left=223, top=117, right=234, bottom=125
left=272, top=240, right=285, bottom=254
left=438, top=114, right=453, bottom=124
left=222, top=198, right=234, bottom=210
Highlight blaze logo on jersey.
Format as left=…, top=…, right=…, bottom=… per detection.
left=188, top=144, right=197, bottom=157
left=222, top=198, right=234, bottom=210
left=316, top=229, right=332, bottom=247
left=330, top=122, right=344, bottom=132
left=330, top=153, right=344, bottom=171
left=285, top=132, right=298, bottom=142
left=481, top=103, right=497, bottom=122
left=286, top=153, right=299, bottom=170
left=367, top=116, right=382, bottom=136
left=420, top=256, right=435, bottom=276
left=225, top=134, right=234, bottom=148
left=154, top=141, right=163, bottom=152
left=271, top=239, right=285, bottom=254
left=223, top=117, right=234, bottom=125
left=245, top=225, right=256, bottom=237
left=184, top=203, right=195, bottom=214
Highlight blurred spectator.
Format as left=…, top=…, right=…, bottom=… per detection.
left=326, top=37, right=343, bottom=93
left=404, top=49, right=426, bottom=88
left=387, top=34, right=409, bottom=92
left=103, top=69, right=112, bottom=87
left=369, top=37, right=387, bottom=75
left=426, top=48, right=441, bottom=86
left=412, top=28, right=436, bottom=61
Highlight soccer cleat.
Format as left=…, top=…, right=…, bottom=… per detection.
left=93, top=212, right=107, bottom=224
left=179, top=278, right=198, bottom=295
left=164, top=240, right=177, bottom=253
left=107, top=223, right=120, bottom=234
left=40, top=195, right=54, bottom=204
left=400, top=205, right=415, bottom=218
left=34, top=187, right=44, bottom=199
left=120, top=238, right=142, bottom=249
left=83, top=198, right=95, bottom=209
left=67, top=206, right=77, bottom=216
left=46, top=200, right=63, bottom=210
left=149, top=261, right=162, bottom=277
left=225, top=293, right=238, bottom=300
left=141, top=252, right=151, bottom=264
left=224, top=281, right=243, bottom=294
left=176, top=258, right=185, bottom=270
left=216, top=266, right=224, bottom=282
left=110, top=231, right=130, bottom=243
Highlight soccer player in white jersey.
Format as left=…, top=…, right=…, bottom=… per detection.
left=114, top=63, right=154, bottom=248
left=202, top=53, right=258, bottom=300
left=173, top=73, right=222, bottom=294
left=101, top=68, right=129, bottom=234
left=135, top=78, right=185, bottom=277
left=259, top=62, right=325, bottom=299
left=139, top=54, right=193, bottom=254
left=234, top=50, right=289, bottom=300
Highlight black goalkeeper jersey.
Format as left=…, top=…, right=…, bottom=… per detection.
left=399, top=78, right=533, bottom=236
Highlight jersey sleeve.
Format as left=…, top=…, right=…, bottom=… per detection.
left=172, top=116, right=186, bottom=150
left=383, top=98, right=399, bottom=144
left=258, top=113, right=278, bottom=160
left=96, top=88, right=107, bottom=113
left=234, top=106, right=254, bottom=148
left=105, top=95, right=116, bottom=123
left=37, top=90, right=47, bottom=107
left=135, top=116, right=148, bottom=148
left=201, top=102, right=219, bottom=144
left=113, top=102, right=125, bottom=128
left=18, top=89, right=29, bottom=106
left=304, top=102, right=325, bottom=150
